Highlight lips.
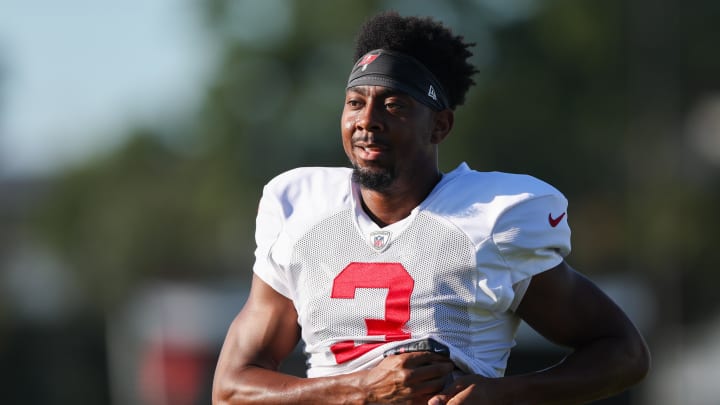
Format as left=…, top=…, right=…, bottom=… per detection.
left=354, top=143, right=387, bottom=160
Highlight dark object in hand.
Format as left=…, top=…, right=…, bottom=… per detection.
left=382, top=338, right=450, bottom=357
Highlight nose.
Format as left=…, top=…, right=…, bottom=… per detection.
left=354, top=101, right=384, bottom=133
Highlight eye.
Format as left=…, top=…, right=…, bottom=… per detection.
left=346, top=98, right=363, bottom=109
left=385, top=100, right=405, bottom=111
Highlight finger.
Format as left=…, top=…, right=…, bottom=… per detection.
left=428, top=394, right=448, bottom=405
left=443, top=385, right=474, bottom=405
left=403, top=367, right=455, bottom=399
left=406, top=360, right=455, bottom=382
left=426, top=376, right=464, bottom=404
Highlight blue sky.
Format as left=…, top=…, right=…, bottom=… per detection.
left=0, top=0, right=217, bottom=178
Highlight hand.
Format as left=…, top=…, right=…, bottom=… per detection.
left=361, top=351, right=455, bottom=404
left=427, top=374, right=497, bottom=405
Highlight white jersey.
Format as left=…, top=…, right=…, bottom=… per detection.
left=253, top=162, right=571, bottom=378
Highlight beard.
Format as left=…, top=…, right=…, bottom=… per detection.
left=351, top=164, right=395, bottom=191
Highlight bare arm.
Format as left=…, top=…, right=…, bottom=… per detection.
left=212, top=275, right=454, bottom=405
left=430, top=261, right=651, bottom=404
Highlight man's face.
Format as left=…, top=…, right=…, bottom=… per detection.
left=341, top=85, right=438, bottom=191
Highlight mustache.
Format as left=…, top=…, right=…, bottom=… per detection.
left=351, top=133, right=389, bottom=148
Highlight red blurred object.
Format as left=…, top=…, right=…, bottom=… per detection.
left=138, top=341, right=213, bottom=405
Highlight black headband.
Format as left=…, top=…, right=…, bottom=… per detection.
left=346, top=49, right=450, bottom=111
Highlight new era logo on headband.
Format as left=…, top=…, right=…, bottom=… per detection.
left=428, top=85, right=437, bottom=101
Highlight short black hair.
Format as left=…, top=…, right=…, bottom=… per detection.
left=353, top=11, right=478, bottom=110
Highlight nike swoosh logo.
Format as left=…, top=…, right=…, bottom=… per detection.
left=548, top=212, right=566, bottom=227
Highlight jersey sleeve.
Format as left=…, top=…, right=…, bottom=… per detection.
left=252, top=182, right=293, bottom=299
left=492, top=193, right=571, bottom=287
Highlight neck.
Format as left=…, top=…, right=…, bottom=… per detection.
left=359, top=169, right=442, bottom=227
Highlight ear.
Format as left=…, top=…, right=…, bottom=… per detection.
left=430, top=110, right=454, bottom=144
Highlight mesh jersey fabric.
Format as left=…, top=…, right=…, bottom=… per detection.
left=252, top=162, right=571, bottom=378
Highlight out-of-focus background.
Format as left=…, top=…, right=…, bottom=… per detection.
left=1, top=0, right=718, bottom=404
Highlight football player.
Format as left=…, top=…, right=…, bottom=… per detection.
left=212, top=11, right=650, bottom=405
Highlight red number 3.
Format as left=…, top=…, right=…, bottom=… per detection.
left=329, top=262, right=414, bottom=363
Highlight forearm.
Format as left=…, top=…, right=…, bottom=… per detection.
left=502, top=262, right=651, bottom=404
left=502, top=334, right=650, bottom=404
left=213, top=365, right=369, bottom=405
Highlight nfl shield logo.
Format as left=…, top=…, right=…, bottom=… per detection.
left=370, top=231, right=391, bottom=252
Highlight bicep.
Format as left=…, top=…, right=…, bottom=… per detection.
left=515, top=261, right=635, bottom=348
left=216, top=275, right=300, bottom=373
